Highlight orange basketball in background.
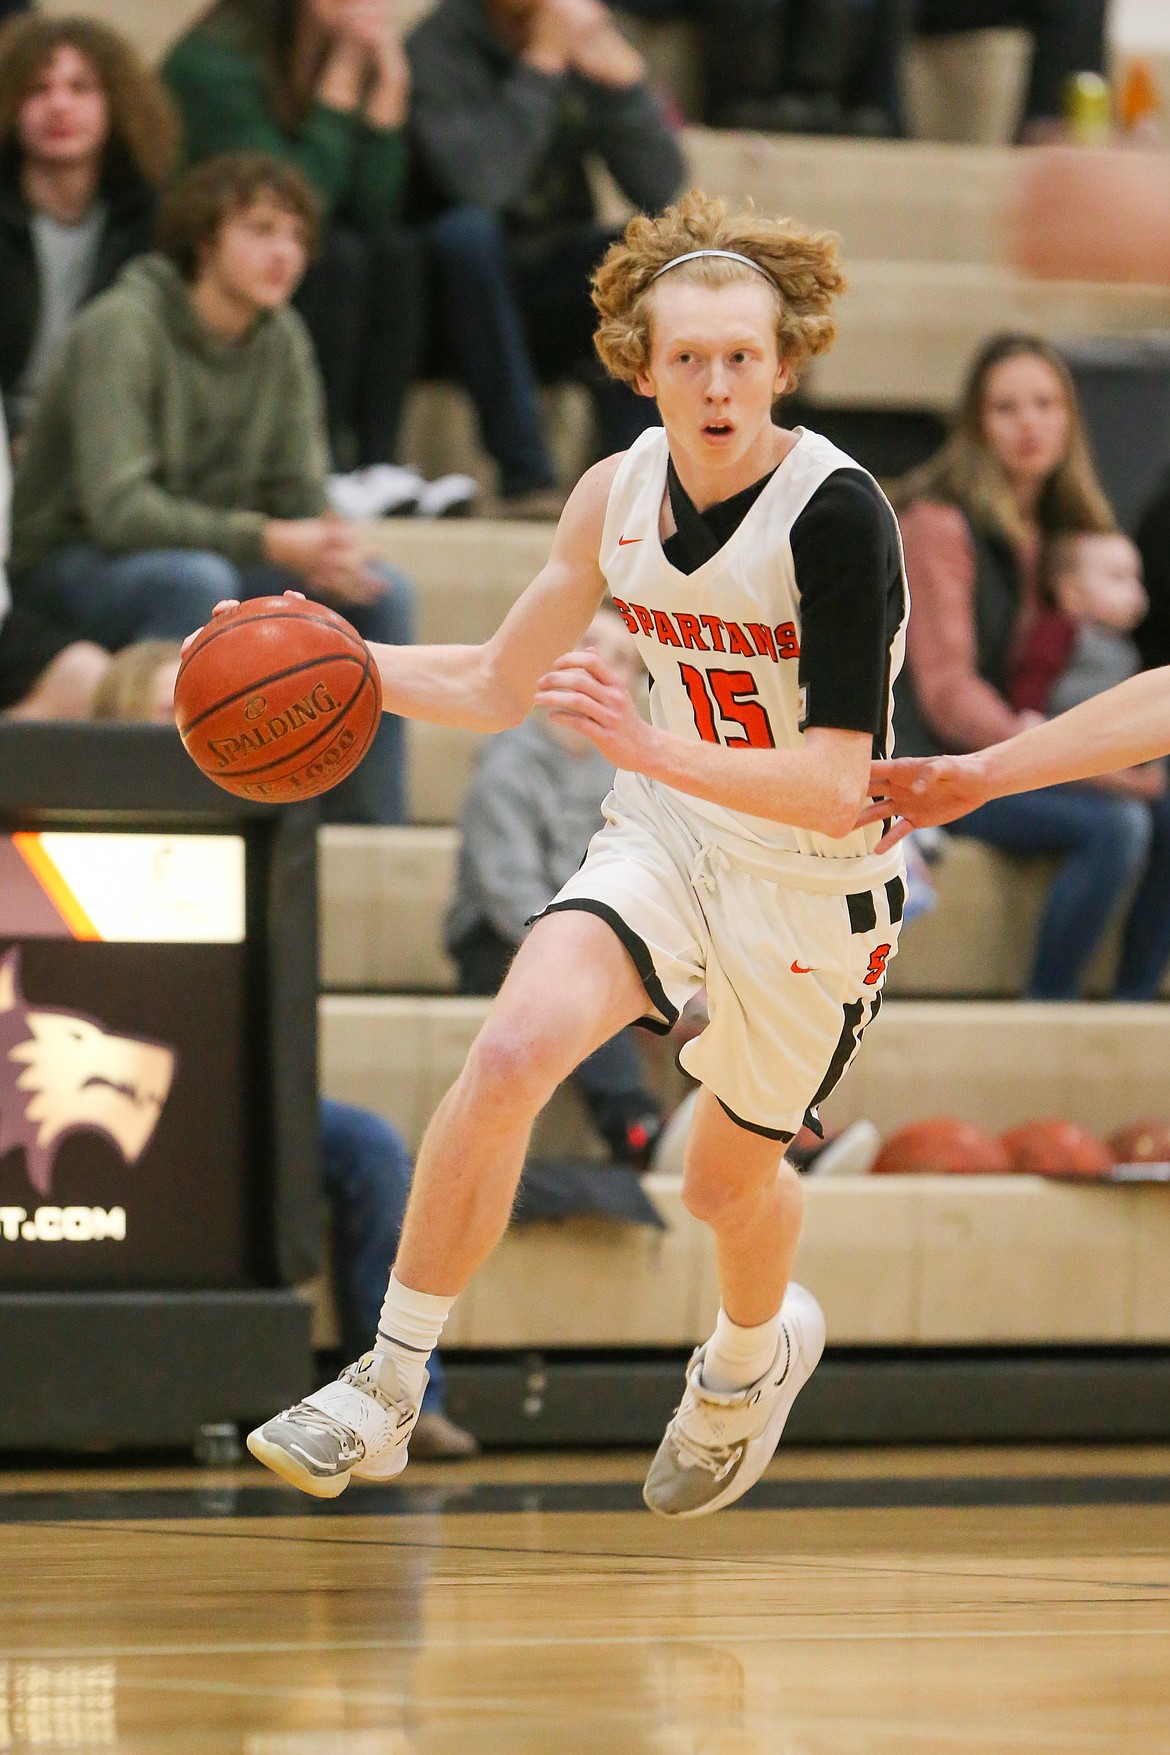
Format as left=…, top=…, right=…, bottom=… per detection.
left=1000, top=1120, right=1115, bottom=1177
left=175, top=596, right=382, bottom=802
left=1109, top=1120, right=1170, bottom=1164
left=871, top=1118, right=1011, bottom=1176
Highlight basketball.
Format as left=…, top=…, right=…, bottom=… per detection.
left=1000, top=1120, right=1115, bottom=1177
left=175, top=595, right=383, bottom=802
left=1108, top=1120, right=1170, bottom=1165
left=871, top=1117, right=1011, bottom=1176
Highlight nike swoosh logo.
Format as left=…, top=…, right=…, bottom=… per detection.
left=790, top=961, right=818, bottom=975
left=618, top=535, right=642, bottom=546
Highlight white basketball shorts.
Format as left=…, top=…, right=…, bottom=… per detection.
left=539, top=774, right=904, bottom=1141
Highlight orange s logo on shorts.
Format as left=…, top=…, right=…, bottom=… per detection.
left=864, top=944, right=892, bottom=986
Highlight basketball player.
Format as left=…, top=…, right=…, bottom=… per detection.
left=244, top=190, right=910, bottom=1517
left=864, top=666, right=1170, bottom=839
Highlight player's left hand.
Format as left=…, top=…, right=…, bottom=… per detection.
left=535, top=648, right=652, bottom=768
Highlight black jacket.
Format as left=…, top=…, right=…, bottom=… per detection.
left=0, top=171, right=157, bottom=411
left=894, top=505, right=1024, bottom=757
left=1136, top=470, right=1170, bottom=673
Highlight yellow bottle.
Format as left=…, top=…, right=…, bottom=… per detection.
left=1064, top=71, right=1112, bottom=145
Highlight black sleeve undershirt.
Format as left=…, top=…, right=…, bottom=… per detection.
left=791, top=469, right=904, bottom=748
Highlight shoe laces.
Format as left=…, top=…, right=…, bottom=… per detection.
left=669, top=1398, right=745, bottom=1479
left=340, top=1360, right=421, bottom=1433
left=280, top=1400, right=362, bottom=1450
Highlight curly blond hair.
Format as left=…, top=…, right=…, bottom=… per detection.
left=592, top=190, right=845, bottom=390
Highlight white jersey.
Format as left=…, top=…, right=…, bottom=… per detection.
left=600, top=425, right=908, bottom=891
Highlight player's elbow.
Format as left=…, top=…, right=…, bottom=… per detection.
left=475, top=650, right=530, bottom=733
left=814, top=775, right=869, bottom=840
left=484, top=689, right=529, bottom=733
left=816, top=805, right=861, bottom=840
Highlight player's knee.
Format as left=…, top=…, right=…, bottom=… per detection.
left=463, top=1021, right=563, bottom=1116
left=683, top=1152, right=798, bottom=1230
left=682, top=1168, right=751, bottom=1229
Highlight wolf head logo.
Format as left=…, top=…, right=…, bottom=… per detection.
left=0, top=949, right=177, bottom=1196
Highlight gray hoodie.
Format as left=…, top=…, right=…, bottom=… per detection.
left=446, top=714, right=614, bottom=950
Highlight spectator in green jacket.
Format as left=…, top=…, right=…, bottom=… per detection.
left=164, top=0, right=422, bottom=471
left=10, top=153, right=415, bottom=824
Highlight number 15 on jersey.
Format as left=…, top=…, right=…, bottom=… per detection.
left=679, top=664, right=777, bottom=750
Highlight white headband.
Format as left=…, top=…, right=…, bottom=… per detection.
left=650, top=249, right=772, bottom=284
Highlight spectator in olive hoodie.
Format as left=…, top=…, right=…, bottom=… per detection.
left=10, top=152, right=414, bottom=824
left=0, top=13, right=177, bottom=441
left=164, top=0, right=422, bottom=469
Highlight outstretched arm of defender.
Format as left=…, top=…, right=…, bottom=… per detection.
left=862, top=666, right=1170, bottom=836
left=537, top=648, right=872, bottom=838
left=366, top=463, right=617, bottom=732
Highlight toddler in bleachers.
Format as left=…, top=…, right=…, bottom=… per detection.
left=1011, top=532, right=1165, bottom=798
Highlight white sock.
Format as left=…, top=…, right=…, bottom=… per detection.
left=700, top=1306, right=783, bottom=1394
left=371, top=1272, right=454, bottom=1408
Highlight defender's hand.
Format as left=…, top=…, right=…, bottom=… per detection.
left=536, top=648, right=652, bottom=769
left=857, top=752, right=991, bottom=844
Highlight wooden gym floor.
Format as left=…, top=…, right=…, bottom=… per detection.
left=2, top=1446, right=1170, bottom=1753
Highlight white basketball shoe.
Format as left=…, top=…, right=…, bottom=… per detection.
left=246, top=1353, right=424, bottom=1499
left=643, top=1283, right=826, bottom=1519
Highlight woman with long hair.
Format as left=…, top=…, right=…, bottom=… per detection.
left=163, top=0, right=424, bottom=471
left=0, top=12, right=177, bottom=438
left=894, top=331, right=1170, bottom=999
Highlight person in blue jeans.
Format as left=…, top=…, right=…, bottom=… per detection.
left=945, top=785, right=1170, bottom=999
left=8, top=152, right=413, bottom=823
left=321, top=1100, right=478, bottom=1459
left=895, top=333, right=1170, bottom=1000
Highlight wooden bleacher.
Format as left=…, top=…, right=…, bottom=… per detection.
left=318, top=989, right=1170, bottom=1347
left=319, top=820, right=1170, bottom=1001
left=49, top=0, right=1170, bottom=1356
left=390, top=128, right=1170, bottom=486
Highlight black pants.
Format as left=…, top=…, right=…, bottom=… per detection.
left=295, top=223, right=427, bottom=468
left=452, top=921, right=662, bottom=1164
left=621, top=0, right=911, bottom=129
left=914, top=0, right=1107, bottom=122
left=425, top=208, right=659, bottom=497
